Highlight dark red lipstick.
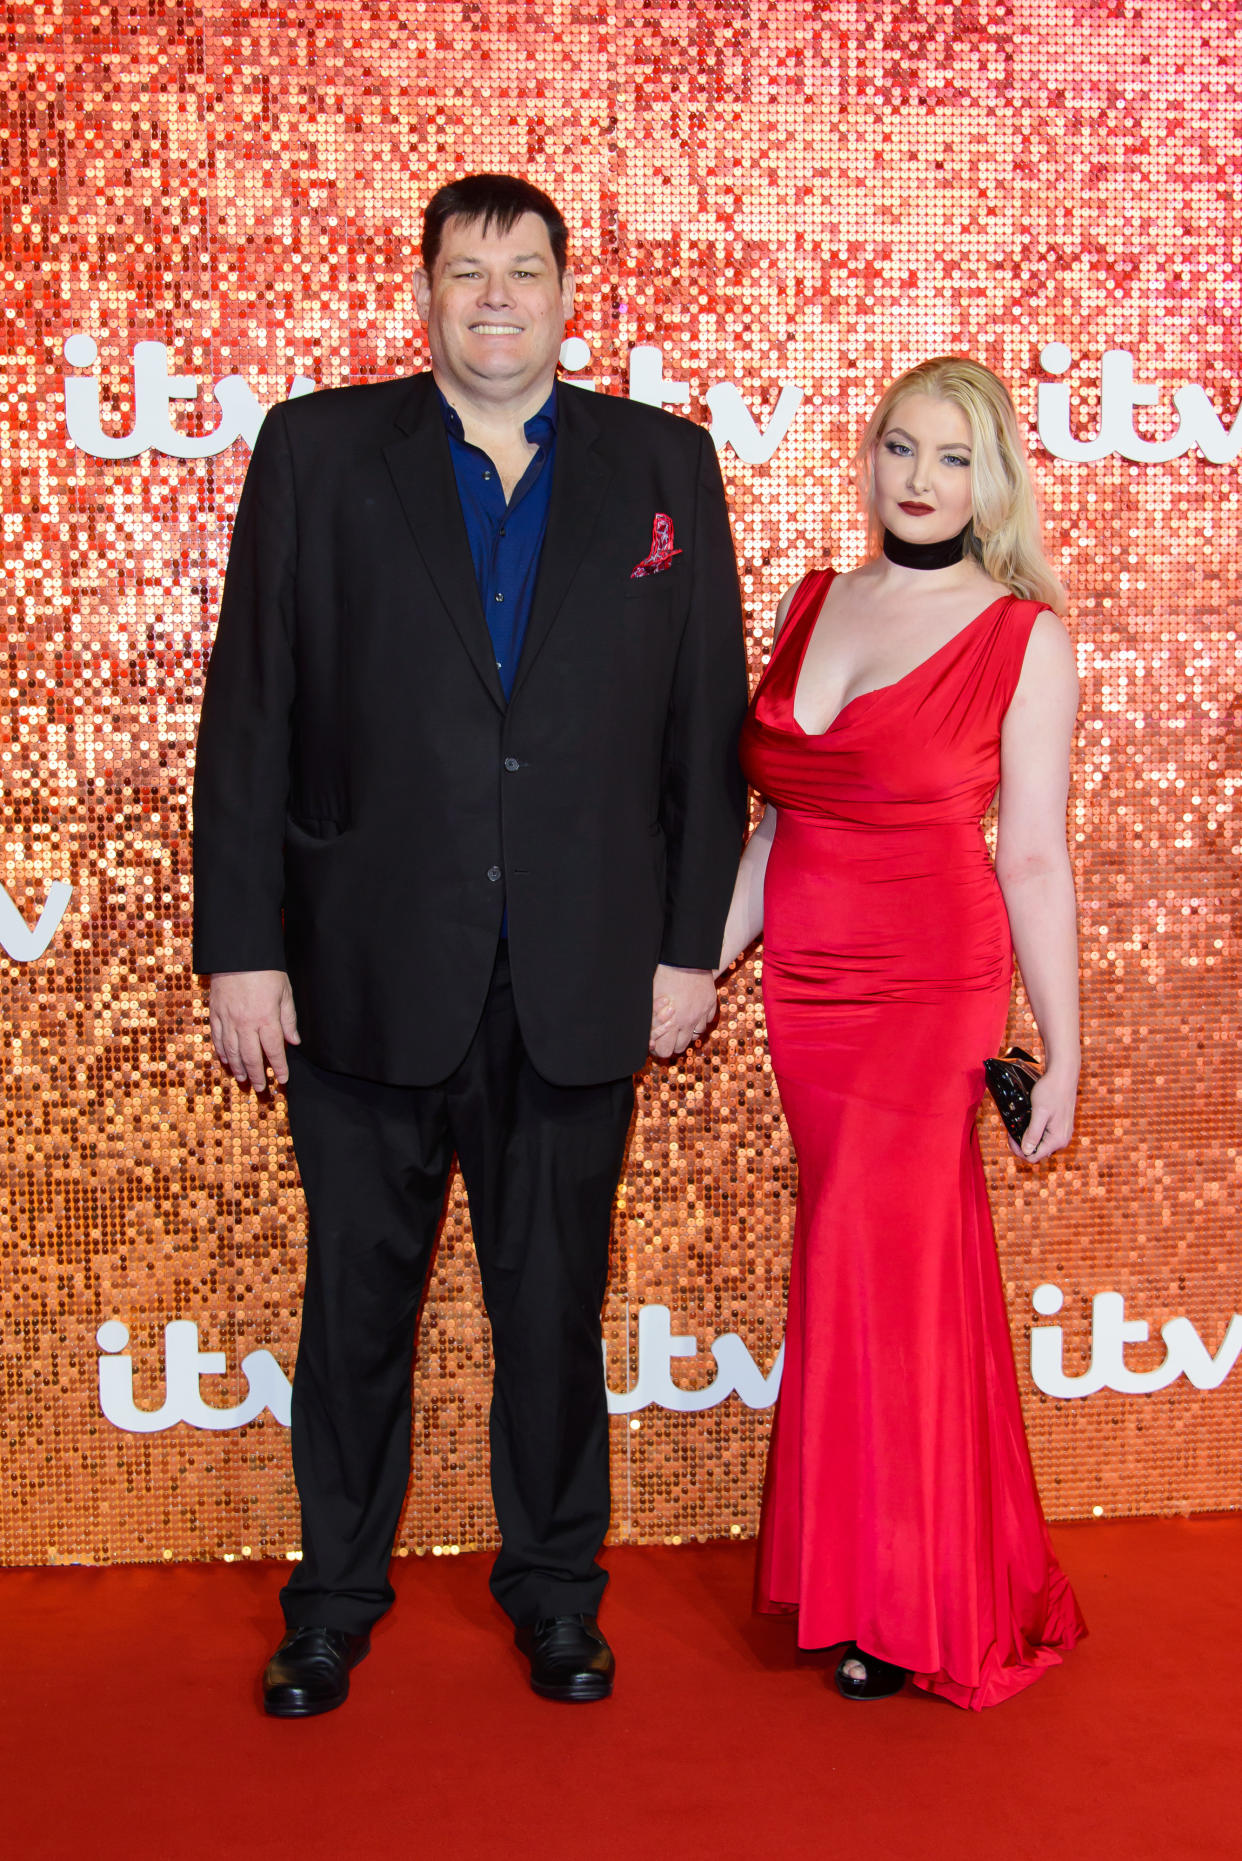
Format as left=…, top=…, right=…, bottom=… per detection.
left=898, top=501, right=934, bottom=516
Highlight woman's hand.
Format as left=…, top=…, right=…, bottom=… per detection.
left=1010, top=1063, right=1078, bottom=1164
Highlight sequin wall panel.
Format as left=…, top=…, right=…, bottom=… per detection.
left=1, top=0, right=1238, bottom=1566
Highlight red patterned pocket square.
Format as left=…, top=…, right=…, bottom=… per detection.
left=630, top=512, right=683, bottom=578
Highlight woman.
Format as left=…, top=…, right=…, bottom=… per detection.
left=714, top=357, right=1085, bottom=1709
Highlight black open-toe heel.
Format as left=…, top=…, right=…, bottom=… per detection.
left=834, top=1642, right=908, bottom=1701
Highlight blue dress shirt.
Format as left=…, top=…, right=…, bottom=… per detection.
left=439, top=386, right=558, bottom=701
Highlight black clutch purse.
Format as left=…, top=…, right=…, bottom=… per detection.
left=983, top=1047, right=1042, bottom=1142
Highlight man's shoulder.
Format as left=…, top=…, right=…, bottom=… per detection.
left=269, top=370, right=433, bottom=440
left=563, top=382, right=707, bottom=461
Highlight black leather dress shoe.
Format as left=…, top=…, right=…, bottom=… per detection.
left=262, top=1625, right=371, bottom=1718
left=515, top=1613, right=615, bottom=1702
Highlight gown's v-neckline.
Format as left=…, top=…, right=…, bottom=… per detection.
left=787, top=570, right=1009, bottom=739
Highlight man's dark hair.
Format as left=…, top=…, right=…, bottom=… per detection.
left=422, top=173, right=569, bottom=280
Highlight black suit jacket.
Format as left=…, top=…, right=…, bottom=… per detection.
left=192, top=372, right=748, bottom=1087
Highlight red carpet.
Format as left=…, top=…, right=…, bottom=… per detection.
left=1, top=1519, right=1237, bottom=1861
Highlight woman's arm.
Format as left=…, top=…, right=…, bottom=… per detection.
left=715, top=805, right=777, bottom=974
left=994, top=609, right=1081, bottom=1163
left=712, top=579, right=805, bottom=973
left=650, top=582, right=797, bottom=1047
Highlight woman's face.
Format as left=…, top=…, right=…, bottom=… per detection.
left=872, top=393, right=975, bottom=546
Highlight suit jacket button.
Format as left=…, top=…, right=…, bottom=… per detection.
left=503, top=757, right=520, bottom=772
left=487, top=865, right=502, bottom=883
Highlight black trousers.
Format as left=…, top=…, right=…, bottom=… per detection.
left=278, top=944, right=634, bottom=1633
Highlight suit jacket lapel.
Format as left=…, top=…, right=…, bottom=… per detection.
left=384, top=376, right=506, bottom=710
left=509, top=383, right=612, bottom=702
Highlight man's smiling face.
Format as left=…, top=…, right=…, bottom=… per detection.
left=415, top=209, right=574, bottom=411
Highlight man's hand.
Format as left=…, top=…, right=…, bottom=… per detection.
left=209, top=970, right=301, bottom=1090
left=649, top=964, right=717, bottom=1060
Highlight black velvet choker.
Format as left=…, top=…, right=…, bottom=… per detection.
left=882, top=522, right=970, bottom=570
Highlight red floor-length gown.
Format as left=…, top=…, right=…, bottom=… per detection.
left=740, top=569, right=1086, bottom=1710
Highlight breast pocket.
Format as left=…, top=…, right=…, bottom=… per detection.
left=285, top=814, right=350, bottom=845
left=622, top=568, right=684, bottom=605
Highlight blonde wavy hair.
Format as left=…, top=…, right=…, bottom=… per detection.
left=856, top=357, right=1066, bottom=613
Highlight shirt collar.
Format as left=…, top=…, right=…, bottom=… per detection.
left=437, top=383, right=559, bottom=448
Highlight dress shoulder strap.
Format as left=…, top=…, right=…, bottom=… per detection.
left=750, top=569, right=832, bottom=707
left=772, top=567, right=832, bottom=653
left=1004, top=595, right=1051, bottom=662
left=1007, top=595, right=1053, bottom=626
left=986, top=596, right=1051, bottom=718
left=785, top=567, right=833, bottom=633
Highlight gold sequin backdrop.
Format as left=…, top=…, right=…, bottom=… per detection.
left=1, top=0, right=1238, bottom=1567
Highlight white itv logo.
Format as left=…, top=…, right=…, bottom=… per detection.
left=96, top=1321, right=292, bottom=1432
left=1037, top=343, right=1242, bottom=464
left=62, top=334, right=315, bottom=460
left=1029, top=1285, right=1242, bottom=1397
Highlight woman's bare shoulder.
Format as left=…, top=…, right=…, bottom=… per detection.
left=772, top=582, right=801, bottom=642
left=1012, top=605, right=1079, bottom=709
left=1024, top=604, right=1076, bottom=662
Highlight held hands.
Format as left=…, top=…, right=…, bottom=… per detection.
left=209, top=970, right=301, bottom=1090
left=1011, top=1063, right=1078, bottom=1165
left=649, top=963, right=717, bottom=1060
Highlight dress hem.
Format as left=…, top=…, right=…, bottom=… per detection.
left=754, top=1567, right=1088, bottom=1711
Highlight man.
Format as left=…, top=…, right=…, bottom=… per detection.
left=193, top=174, right=747, bottom=1716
